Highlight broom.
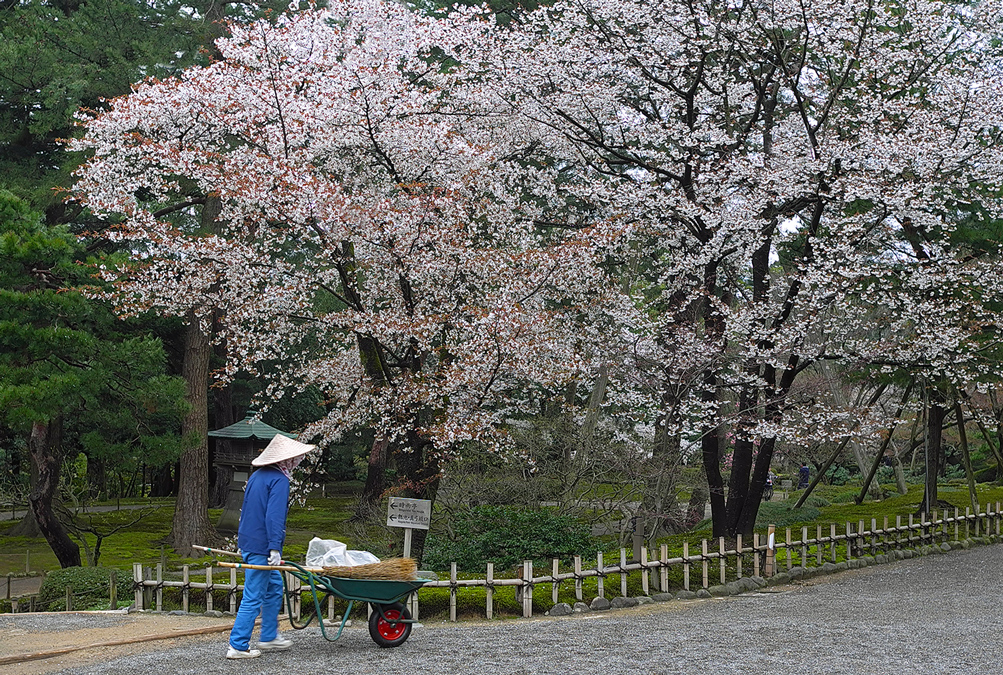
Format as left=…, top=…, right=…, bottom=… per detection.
left=322, top=557, right=418, bottom=581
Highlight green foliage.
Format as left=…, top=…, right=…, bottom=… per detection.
left=754, top=502, right=822, bottom=529
left=824, top=466, right=852, bottom=486
left=423, top=506, right=599, bottom=572
left=38, top=565, right=116, bottom=611
left=831, top=490, right=860, bottom=504
left=802, top=495, right=831, bottom=508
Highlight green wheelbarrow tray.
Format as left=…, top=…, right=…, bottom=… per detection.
left=281, top=560, right=432, bottom=648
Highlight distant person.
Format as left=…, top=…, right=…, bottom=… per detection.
left=227, top=435, right=317, bottom=660
left=798, top=462, right=810, bottom=489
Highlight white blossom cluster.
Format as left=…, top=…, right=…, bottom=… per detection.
left=70, top=0, right=1003, bottom=480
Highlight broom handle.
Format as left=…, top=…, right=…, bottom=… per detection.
left=193, top=545, right=242, bottom=558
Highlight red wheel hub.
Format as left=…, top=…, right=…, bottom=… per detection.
left=377, top=610, right=406, bottom=640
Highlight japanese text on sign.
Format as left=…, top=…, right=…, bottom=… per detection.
left=386, top=497, right=431, bottom=530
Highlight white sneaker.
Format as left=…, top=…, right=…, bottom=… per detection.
left=257, top=635, right=293, bottom=651
left=226, top=647, right=261, bottom=659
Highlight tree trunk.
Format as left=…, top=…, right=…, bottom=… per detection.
left=169, top=310, right=217, bottom=555
left=27, top=417, right=81, bottom=568
left=209, top=306, right=235, bottom=508
left=919, top=389, right=945, bottom=516
left=8, top=444, right=42, bottom=537
left=354, top=436, right=390, bottom=519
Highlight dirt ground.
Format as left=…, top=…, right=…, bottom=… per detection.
left=0, top=611, right=243, bottom=675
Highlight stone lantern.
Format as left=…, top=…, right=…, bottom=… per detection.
left=209, top=411, right=295, bottom=532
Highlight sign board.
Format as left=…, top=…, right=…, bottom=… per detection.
left=386, top=497, right=431, bottom=530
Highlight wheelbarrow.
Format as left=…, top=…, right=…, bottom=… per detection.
left=217, top=558, right=430, bottom=648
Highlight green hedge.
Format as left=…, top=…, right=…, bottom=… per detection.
left=423, top=506, right=599, bottom=572
left=38, top=566, right=117, bottom=611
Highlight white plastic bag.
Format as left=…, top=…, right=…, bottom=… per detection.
left=306, top=537, right=348, bottom=567
left=305, top=537, right=380, bottom=567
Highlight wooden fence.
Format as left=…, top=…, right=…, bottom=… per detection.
left=116, top=502, right=1001, bottom=621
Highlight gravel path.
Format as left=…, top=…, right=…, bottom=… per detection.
left=22, top=544, right=1003, bottom=675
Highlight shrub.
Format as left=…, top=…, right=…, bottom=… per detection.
left=802, top=495, right=831, bottom=508
left=38, top=566, right=116, bottom=611
left=754, top=501, right=821, bottom=529
left=831, top=490, right=858, bottom=504
left=423, top=506, right=598, bottom=572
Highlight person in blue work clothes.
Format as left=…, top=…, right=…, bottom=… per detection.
left=227, top=434, right=316, bottom=660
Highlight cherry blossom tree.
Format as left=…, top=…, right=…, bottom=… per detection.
left=478, top=0, right=1003, bottom=537
left=70, top=0, right=615, bottom=555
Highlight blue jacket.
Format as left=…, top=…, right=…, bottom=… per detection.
left=237, top=466, right=290, bottom=555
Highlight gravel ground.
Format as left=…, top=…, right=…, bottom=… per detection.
left=16, top=544, right=1003, bottom=675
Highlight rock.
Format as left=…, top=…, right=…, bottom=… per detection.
left=695, top=589, right=712, bottom=599
left=821, top=562, right=838, bottom=575
left=635, top=596, right=654, bottom=605
left=548, top=602, right=573, bottom=616
left=707, top=584, right=732, bottom=597
left=940, top=543, right=952, bottom=553
left=788, top=566, right=805, bottom=580
left=589, top=597, right=611, bottom=611
left=652, top=592, right=674, bottom=602
left=749, top=576, right=767, bottom=588
left=675, top=590, right=698, bottom=600
left=573, top=602, right=590, bottom=613
left=610, top=596, right=639, bottom=609
left=861, top=556, right=875, bottom=566
left=834, top=562, right=848, bottom=572
left=169, top=610, right=187, bottom=616
left=769, top=572, right=790, bottom=586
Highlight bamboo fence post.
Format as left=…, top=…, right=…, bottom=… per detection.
left=753, top=534, right=760, bottom=577
left=931, top=510, right=938, bottom=543
left=659, top=544, right=668, bottom=591
left=845, top=522, right=852, bottom=560
left=450, top=562, right=457, bottom=622
left=976, top=504, right=981, bottom=537
left=574, top=555, right=583, bottom=601
left=641, top=547, right=649, bottom=596
left=858, top=520, right=865, bottom=554
left=133, top=564, right=143, bottom=610
left=881, top=517, right=888, bottom=552
left=230, top=568, right=237, bottom=614
left=997, top=502, right=1001, bottom=536
left=966, top=507, right=971, bottom=539
left=328, top=595, right=335, bottom=623
left=830, top=524, right=837, bottom=562
left=682, top=543, right=690, bottom=591
left=182, top=565, right=189, bottom=613
left=523, top=560, right=533, bottom=618
left=816, top=525, right=823, bottom=565
left=65, top=585, right=72, bottom=612
left=155, top=563, right=163, bottom=612
left=953, top=508, right=959, bottom=541
left=718, top=537, right=726, bottom=584
left=895, top=516, right=902, bottom=550
left=765, top=525, right=776, bottom=578
left=620, top=548, right=628, bottom=597
left=701, top=540, right=709, bottom=588
left=552, top=559, right=560, bottom=604
left=785, top=528, right=792, bottom=570
left=736, top=534, right=743, bottom=579
left=801, top=526, right=808, bottom=567
left=869, top=518, right=876, bottom=555
left=597, top=552, right=605, bottom=599
left=486, top=562, right=494, bottom=620
left=205, top=566, right=213, bottom=613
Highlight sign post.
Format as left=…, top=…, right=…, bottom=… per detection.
left=387, top=497, right=431, bottom=620
left=387, top=497, right=431, bottom=558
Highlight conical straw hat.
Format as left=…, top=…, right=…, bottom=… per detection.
left=252, top=434, right=316, bottom=466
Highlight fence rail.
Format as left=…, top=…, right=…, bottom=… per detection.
left=7, top=503, right=998, bottom=619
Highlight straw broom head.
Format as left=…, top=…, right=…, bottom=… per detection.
left=322, top=557, right=418, bottom=581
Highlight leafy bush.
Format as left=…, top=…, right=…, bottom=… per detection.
left=831, top=490, right=858, bottom=504
left=39, top=566, right=116, bottom=611
left=825, top=466, right=852, bottom=485
left=754, top=502, right=821, bottom=529
left=423, top=506, right=598, bottom=572
left=802, top=495, right=831, bottom=508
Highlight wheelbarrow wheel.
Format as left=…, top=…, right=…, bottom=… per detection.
left=368, top=602, right=412, bottom=648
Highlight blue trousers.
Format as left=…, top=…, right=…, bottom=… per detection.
left=229, top=552, right=284, bottom=651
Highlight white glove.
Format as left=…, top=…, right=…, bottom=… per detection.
left=268, top=550, right=281, bottom=566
